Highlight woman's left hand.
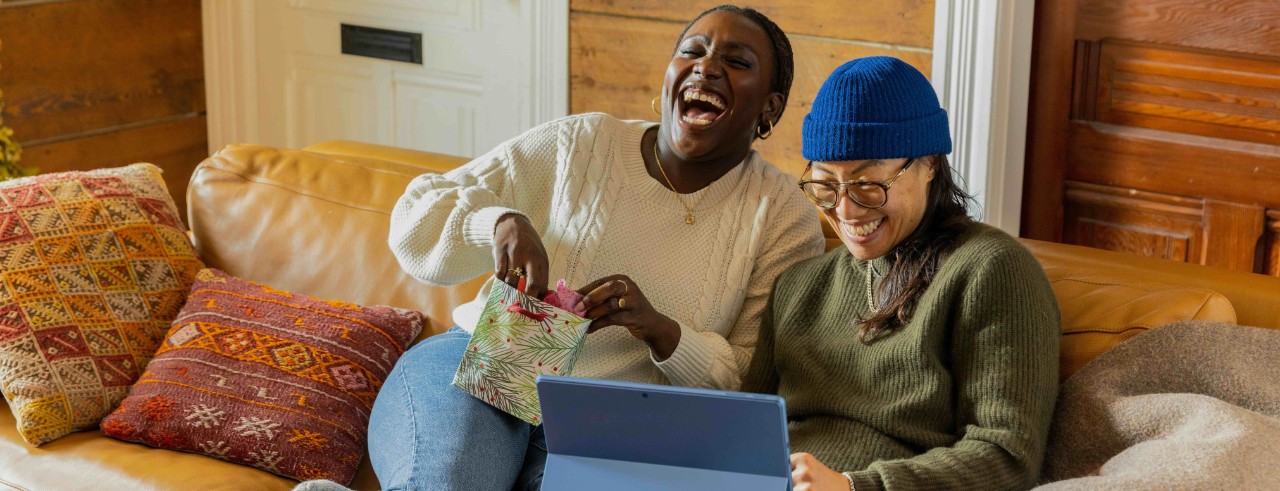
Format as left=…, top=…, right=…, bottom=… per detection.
left=575, top=275, right=681, bottom=360
left=791, top=453, right=849, bottom=491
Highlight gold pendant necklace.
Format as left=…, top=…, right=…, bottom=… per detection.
left=652, top=141, right=700, bottom=225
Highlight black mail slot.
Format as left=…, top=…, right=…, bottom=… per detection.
left=341, top=24, right=422, bottom=64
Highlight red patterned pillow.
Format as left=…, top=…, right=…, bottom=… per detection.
left=0, top=164, right=205, bottom=445
left=101, top=268, right=424, bottom=484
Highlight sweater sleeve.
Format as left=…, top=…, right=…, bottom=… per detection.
left=848, top=244, right=1061, bottom=491
left=387, top=122, right=563, bottom=286
left=653, top=181, right=826, bottom=390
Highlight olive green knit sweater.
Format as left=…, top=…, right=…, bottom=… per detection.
left=743, top=222, right=1060, bottom=490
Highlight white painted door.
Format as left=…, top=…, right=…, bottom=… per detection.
left=204, top=0, right=567, bottom=158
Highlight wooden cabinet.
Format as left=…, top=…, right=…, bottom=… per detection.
left=1023, top=0, right=1280, bottom=276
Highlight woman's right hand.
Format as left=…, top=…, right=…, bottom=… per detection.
left=791, top=453, right=849, bottom=491
left=493, top=213, right=549, bottom=299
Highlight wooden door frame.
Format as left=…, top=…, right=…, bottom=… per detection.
left=932, top=0, right=1037, bottom=236
left=1018, top=0, right=1075, bottom=242
left=529, top=0, right=570, bottom=131
left=202, top=0, right=259, bottom=154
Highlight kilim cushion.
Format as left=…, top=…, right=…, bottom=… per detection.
left=100, top=268, right=425, bottom=484
left=0, top=163, right=205, bottom=446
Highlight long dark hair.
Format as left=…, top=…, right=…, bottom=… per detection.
left=675, top=5, right=795, bottom=125
left=858, top=155, right=975, bottom=343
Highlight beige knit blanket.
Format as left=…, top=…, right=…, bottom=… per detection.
left=1036, top=320, right=1280, bottom=490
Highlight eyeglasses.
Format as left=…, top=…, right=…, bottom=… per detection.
left=797, top=158, right=917, bottom=210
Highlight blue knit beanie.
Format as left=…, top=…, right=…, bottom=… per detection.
left=802, top=56, right=951, bottom=161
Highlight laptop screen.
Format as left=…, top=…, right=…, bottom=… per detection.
left=536, top=375, right=791, bottom=479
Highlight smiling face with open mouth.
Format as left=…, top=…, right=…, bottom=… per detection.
left=660, top=10, right=781, bottom=163
left=808, top=158, right=936, bottom=261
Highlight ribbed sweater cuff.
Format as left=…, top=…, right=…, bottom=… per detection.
left=652, top=321, right=715, bottom=387
left=463, top=206, right=524, bottom=248
left=848, top=470, right=883, bottom=490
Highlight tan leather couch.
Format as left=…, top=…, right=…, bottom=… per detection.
left=3, top=141, right=1278, bottom=491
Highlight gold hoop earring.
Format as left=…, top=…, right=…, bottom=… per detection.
left=651, top=97, right=661, bottom=116
left=756, top=119, right=774, bottom=140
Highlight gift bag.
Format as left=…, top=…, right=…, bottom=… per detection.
left=452, top=280, right=592, bottom=425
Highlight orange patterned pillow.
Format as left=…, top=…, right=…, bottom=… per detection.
left=101, top=268, right=424, bottom=484
left=0, top=163, right=204, bottom=446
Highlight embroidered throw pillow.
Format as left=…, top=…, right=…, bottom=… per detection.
left=100, top=268, right=424, bottom=484
left=0, top=163, right=204, bottom=446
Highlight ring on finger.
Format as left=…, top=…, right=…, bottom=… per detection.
left=507, top=267, right=525, bottom=278
left=614, top=279, right=629, bottom=297
left=617, top=297, right=627, bottom=310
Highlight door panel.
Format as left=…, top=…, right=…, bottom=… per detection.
left=251, top=0, right=531, bottom=156
left=285, top=54, right=393, bottom=146
left=1023, top=0, right=1280, bottom=276
left=1063, top=181, right=1202, bottom=262
left=1201, top=200, right=1265, bottom=271
left=1065, top=122, right=1280, bottom=206
left=1092, top=42, right=1280, bottom=145
left=394, top=74, right=483, bottom=158
left=1074, top=0, right=1280, bottom=58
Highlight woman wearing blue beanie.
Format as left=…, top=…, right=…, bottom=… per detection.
left=743, top=57, right=1061, bottom=490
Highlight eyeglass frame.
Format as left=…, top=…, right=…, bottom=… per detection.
left=797, top=157, right=918, bottom=210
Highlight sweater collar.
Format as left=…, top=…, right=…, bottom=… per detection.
left=850, top=253, right=894, bottom=277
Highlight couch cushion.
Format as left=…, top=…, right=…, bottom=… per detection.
left=99, top=268, right=423, bottom=485
left=302, top=140, right=469, bottom=174
left=1032, top=251, right=1237, bottom=381
left=1022, top=238, right=1280, bottom=330
left=187, top=145, right=487, bottom=343
left=0, top=401, right=296, bottom=491
left=0, top=164, right=205, bottom=446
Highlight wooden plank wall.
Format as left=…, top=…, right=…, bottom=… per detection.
left=569, top=1, right=934, bottom=177
left=0, top=0, right=206, bottom=219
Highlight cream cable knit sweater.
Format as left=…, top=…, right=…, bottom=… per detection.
left=388, top=113, right=824, bottom=390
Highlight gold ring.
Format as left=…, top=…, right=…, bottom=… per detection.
left=615, top=280, right=629, bottom=297
left=507, top=267, right=524, bottom=277
left=617, top=298, right=626, bottom=309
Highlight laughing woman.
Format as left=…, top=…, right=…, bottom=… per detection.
left=744, top=57, right=1060, bottom=491
left=368, top=5, right=824, bottom=490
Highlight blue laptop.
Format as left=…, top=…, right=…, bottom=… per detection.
left=535, top=375, right=792, bottom=490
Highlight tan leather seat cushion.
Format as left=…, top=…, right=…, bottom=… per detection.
left=0, top=404, right=295, bottom=491
left=1022, top=239, right=1280, bottom=330
left=187, top=144, right=487, bottom=343
left=1041, top=268, right=1235, bottom=380
left=302, top=140, right=469, bottom=173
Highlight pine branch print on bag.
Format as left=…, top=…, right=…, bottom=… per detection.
left=452, top=281, right=591, bottom=425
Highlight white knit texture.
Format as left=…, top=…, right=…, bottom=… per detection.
left=388, top=113, right=825, bottom=390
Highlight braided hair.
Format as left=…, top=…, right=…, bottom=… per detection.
left=675, top=5, right=795, bottom=124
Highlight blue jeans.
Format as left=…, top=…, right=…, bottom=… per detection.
left=369, top=327, right=546, bottom=491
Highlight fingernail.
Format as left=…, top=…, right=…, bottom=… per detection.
left=573, top=302, right=584, bottom=312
